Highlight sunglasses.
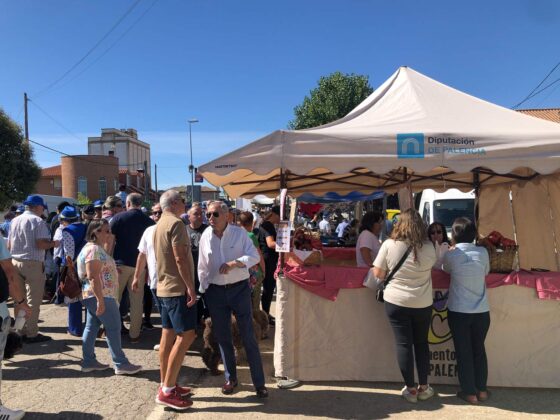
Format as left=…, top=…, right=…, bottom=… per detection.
left=206, top=211, right=220, bottom=218
left=430, top=230, right=443, bottom=234
left=153, top=211, right=162, bottom=215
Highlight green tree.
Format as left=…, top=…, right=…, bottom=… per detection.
left=76, top=193, right=91, bottom=205
left=288, top=72, right=374, bottom=130
left=0, top=108, right=41, bottom=210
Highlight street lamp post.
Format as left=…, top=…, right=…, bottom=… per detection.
left=188, top=118, right=199, bottom=204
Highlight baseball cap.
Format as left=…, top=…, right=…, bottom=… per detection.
left=82, top=204, right=95, bottom=215
left=93, top=200, right=104, bottom=208
left=59, top=206, right=79, bottom=220
left=23, top=195, right=48, bottom=211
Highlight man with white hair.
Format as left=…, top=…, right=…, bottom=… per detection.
left=110, top=193, right=154, bottom=343
left=8, top=195, right=58, bottom=343
left=154, top=190, right=197, bottom=410
left=198, top=201, right=268, bottom=398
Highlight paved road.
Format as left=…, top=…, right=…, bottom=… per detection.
left=3, top=303, right=560, bottom=419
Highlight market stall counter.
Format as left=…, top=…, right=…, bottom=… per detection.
left=274, top=256, right=560, bottom=388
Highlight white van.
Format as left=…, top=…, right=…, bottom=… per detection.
left=418, top=188, right=475, bottom=231
left=39, top=195, right=78, bottom=213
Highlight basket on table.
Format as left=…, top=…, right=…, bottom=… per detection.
left=486, top=246, right=518, bottom=273
left=478, top=231, right=518, bottom=273
left=291, top=228, right=323, bottom=266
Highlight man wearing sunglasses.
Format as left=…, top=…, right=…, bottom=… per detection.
left=150, top=203, right=162, bottom=223
left=198, top=201, right=268, bottom=398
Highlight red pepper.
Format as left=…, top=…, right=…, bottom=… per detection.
left=487, top=231, right=503, bottom=246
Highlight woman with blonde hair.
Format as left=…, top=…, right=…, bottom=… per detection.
left=373, top=209, right=436, bottom=403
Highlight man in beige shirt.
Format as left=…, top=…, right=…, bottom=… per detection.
left=153, top=190, right=197, bottom=411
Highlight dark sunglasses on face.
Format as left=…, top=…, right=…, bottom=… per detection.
left=206, top=211, right=220, bottom=218
left=153, top=211, right=162, bottom=215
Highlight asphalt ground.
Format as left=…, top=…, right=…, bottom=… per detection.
left=3, top=302, right=560, bottom=420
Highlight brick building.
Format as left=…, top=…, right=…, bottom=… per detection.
left=35, top=128, right=157, bottom=202
left=35, top=165, right=63, bottom=196
left=61, top=155, right=119, bottom=200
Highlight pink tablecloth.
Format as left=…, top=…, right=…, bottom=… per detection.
left=282, top=259, right=560, bottom=301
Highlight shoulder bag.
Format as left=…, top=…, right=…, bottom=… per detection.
left=59, top=256, right=82, bottom=299
left=376, top=245, right=412, bottom=303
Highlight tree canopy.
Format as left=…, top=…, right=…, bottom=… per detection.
left=0, top=108, right=41, bottom=210
left=288, top=71, right=374, bottom=130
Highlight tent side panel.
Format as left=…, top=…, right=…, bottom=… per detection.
left=512, top=178, right=558, bottom=271
left=543, top=175, right=560, bottom=271
left=478, top=185, right=515, bottom=240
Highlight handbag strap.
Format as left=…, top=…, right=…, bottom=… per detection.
left=383, top=245, right=412, bottom=288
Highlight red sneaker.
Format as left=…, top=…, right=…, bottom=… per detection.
left=175, top=384, right=193, bottom=397
left=156, top=388, right=193, bottom=410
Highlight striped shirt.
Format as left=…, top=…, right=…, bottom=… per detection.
left=8, top=211, right=51, bottom=261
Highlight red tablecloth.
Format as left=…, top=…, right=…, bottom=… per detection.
left=281, top=259, right=560, bottom=301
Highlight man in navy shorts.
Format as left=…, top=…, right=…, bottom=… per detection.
left=153, top=190, right=197, bottom=410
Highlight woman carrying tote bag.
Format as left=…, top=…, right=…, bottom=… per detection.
left=373, top=209, right=436, bottom=403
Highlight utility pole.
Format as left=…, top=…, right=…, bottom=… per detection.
left=24, top=93, right=29, bottom=143
left=143, top=160, right=148, bottom=202
left=154, top=164, right=158, bottom=200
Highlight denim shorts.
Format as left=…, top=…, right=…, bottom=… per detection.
left=159, top=295, right=197, bottom=333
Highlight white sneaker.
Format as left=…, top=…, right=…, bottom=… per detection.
left=81, top=360, right=111, bottom=373
left=153, top=344, right=160, bottom=351
left=401, top=385, right=418, bottom=403
left=0, top=405, right=25, bottom=419
left=114, top=363, right=142, bottom=375
left=418, top=385, right=435, bottom=401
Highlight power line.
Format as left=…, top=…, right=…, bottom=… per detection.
left=521, top=77, right=560, bottom=105
left=28, top=99, right=83, bottom=141
left=28, top=98, right=149, bottom=169
left=29, top=137, right=142, bottom=168
left=513, top=61, right=560, bottom=109
left=32, top=0, right=143, bottom=99
left=58, top=0, right=161, bottom=91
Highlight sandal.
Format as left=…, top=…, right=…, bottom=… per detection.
left=477, top=390, right=490, bottom=402
left=457, top=391, right=479, bottom=404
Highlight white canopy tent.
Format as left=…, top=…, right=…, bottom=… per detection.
left=199, top=66, right=560, bottom=198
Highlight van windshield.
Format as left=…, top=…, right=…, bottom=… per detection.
left=433, top=199, right=475, bottom=228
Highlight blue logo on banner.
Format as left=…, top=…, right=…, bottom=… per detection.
left=397, top=133, right=425, bottom=159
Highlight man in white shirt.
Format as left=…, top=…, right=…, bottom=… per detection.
left=318, top=214, right=331, bottom=235
left=8, top=195, right=58, bottom=343
left=335, top=219, right=349, bottom=239
left=131, top=203, right=162, bottom=336
left=198, top=201, right=268, bottom=398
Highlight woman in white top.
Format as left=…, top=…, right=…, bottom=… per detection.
left=355, top=211, right=383, bottom=267
left=373, top=209, right=436, bottom=403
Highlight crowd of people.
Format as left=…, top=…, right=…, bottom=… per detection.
left=0, top=192, right=492, bottom=417
left=0, top=191, right=280, bottom=416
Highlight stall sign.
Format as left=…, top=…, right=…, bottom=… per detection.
left=276, top=220, right=292, bottom=253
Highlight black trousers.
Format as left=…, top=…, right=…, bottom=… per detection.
left=448, top=311, right=491, bottom=395
left=385, top=301, right=432, bottom=387
left=143, top=283, right=153, bottom=322
left=261, top=256, right=278, bottom=314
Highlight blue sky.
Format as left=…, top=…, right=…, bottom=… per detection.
left=1, top=0, right=559, bottom=189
